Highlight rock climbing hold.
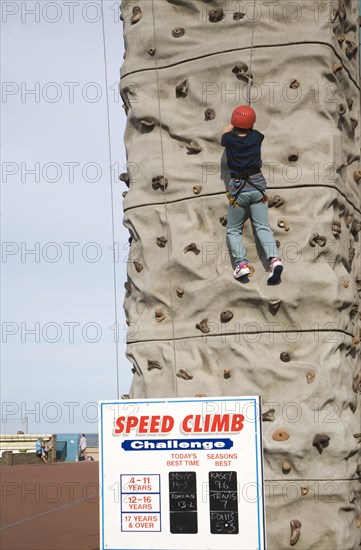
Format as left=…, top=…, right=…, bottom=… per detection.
left=119, top=172, right=130, bottom=187
left=223, top=368, right=232, bottom=379
left=306, top=371, right=315, bottom=384
left=248, top=265, right=255, bottom=277
left=177, top=368, right=193, bottom=380
left=121, top=394, right=130, bottom=400
left=277, top=219, right=290, bottom=232
left=346, top=40, right=358, bottom=58
left=196, top=318, right=210, bottom=334
left=350, top=118, right=359, bottom=130
left=220, top=310, right=233, bottom=323
left=350, top=490, right=361, bottom=503
left=268, top=195, right=285, bottom=208
left=262, top=409, right=275, bottom=421
left=232, top=63, right=249, bottom=77
left=122, top=191, right=128, bottom=198
left=272, top=429, right=289, bottom=442
left=351, top=220, right=361, bottom=234
left=343, top=279, right=349, bottom=288
left=147, top=360, right=162, bottom=371
left=156, top=236, right=168, bottom=248
left=176, top=287, right=184, bottom=298
left=269, top=299, right=281, bottom=312
left=290, top=520, right=302, bottom=546
left=172, top=27, right=185, bottom=38
left=152, top=175, right=168, bottom=191
left=301, top=486, right=309, bottom=496
left=338, top=104, right=347, bottom=116
left=337, top=34, right=346, bottom=44
left=194, top=393, right=208, bottom=398
left=352, top=374, right=361, bottom=392
left=186, top=141, right=202, bottom=154
left=154, top=307, right=165, bottom=322
left=219, top=216, right=227, bottom=227
left=338, top=162, right=348, bottom=172
left=312, top=433, right=330, bottom=454
left=184, top=243, right=200, bottom=255
left=332, top=63, right=343, bottom=73
left=332, top=219, right=342, bottom=236
left=290, top=79, right=300, bottom=89
left=130, top=6, right=142, bottom=24
left=176, top=79, right=188, bottom=98
left=133, top=260, right=143, bottom=273
left=147, top=47, right=156, bottom=56
left=345, top=215, right=353, bottom=227
left=124, top=281, right=132, bottom=293
left=131, top=366, right=136, bottom=373
left=309, top=233, right=327, bottom=247
left=347, top=98, right=354, bottom=110
left=356, top=276, right=361, bottom=292
left=354, top=433, right=361, bottom=444
left=351, top=335, right=360, bottom=349
left=356, top=515, right=361, bottom=528
left=204, top=108, right=216, bottom=121
left=275, top=240, right=281, bottom=248
left=288, top=153, right=299, bottom=162
left=140, top=118, right=155, bottom=131
left=233, top=11, right=245, bottom=20
left=209, top=7, right=224, bottom=22
left=280, top=352, right=291, bottom=362
left=282, top=460, right=292, bottom=474
left=353, top=171, right=361, bottom=183
left=193, top=185, right=202, bottom=194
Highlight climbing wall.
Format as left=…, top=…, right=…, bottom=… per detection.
left=120, top=0, right=360, bottom=548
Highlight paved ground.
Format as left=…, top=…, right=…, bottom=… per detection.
left=0, top=462, right=99, bottom=550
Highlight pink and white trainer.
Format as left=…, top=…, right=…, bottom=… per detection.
left=268, top=258, right=283, bottom=284
left=234, top=262, right=250, bottom=279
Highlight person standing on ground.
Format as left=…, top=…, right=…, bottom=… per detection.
left=221, top=105, right=283, bottom=284
left=35, top=437, right=47, bottom=463
left=79, top=434, right=87, bottom=461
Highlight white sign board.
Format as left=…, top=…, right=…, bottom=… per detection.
left=99, top=397, right=266, bottom=550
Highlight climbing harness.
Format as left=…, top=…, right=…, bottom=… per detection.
left=228, top=168, right=268, bottom=207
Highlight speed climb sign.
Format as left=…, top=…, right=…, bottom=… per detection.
left=99, top=396, right=266, bottom=550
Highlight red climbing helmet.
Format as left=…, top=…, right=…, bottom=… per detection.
left=231, top=105, right=256, bottom=129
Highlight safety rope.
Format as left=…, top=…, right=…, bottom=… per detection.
left=246, top=0, right=257, bottom=106
left=100, top=0, right=120, bottom=399
left=150, top=0, right=180, bottom=397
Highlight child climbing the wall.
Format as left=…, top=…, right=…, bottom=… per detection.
left=221, top=105, right=283, bottom=284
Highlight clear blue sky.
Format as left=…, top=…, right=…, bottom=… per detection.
left=1, top=0, right=131, bottom=433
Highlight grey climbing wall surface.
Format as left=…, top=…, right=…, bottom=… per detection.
left=120, top=0, right=360, bottom=548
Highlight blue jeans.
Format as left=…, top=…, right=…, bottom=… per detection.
left=227, top=189, right=279, bottom=265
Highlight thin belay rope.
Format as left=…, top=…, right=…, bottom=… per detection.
left=246, top=0, right=257, bottom=106
left=100, top=0, right=120, bottom=399
left=150, top=0, right=180, bottom=397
